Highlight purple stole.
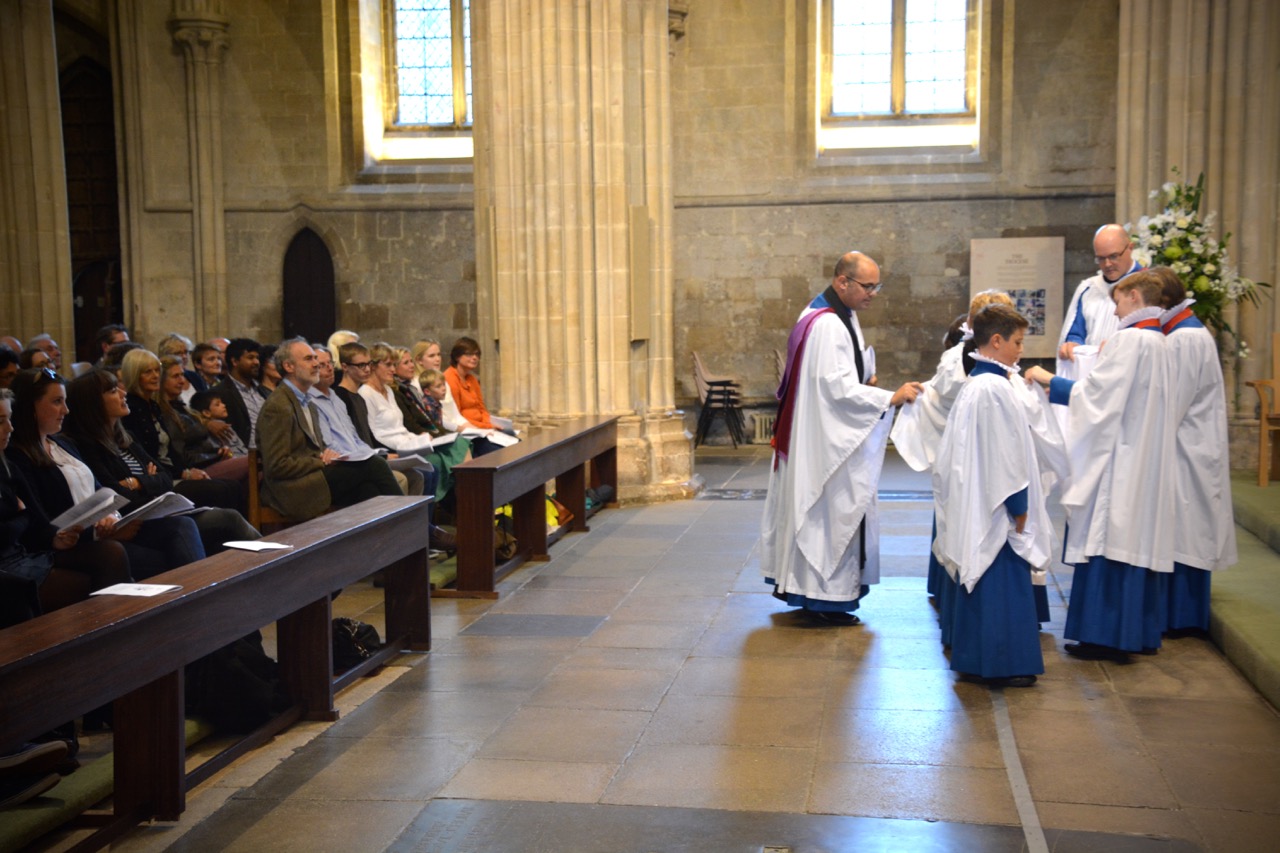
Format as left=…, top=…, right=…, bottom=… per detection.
left=772, top=307, right=834, bottom=469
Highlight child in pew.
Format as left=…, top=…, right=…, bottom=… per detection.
left=1025, top=270, right=1175, bottom=659
left=932, top=304, right=1052, bottom=687
left=190, top=390, right=248, bottom=457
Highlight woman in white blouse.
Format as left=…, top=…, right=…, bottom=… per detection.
left=359, top=343, right=467, bottom=502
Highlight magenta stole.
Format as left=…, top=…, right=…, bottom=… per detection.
left=771, top=307, right=834, bottom=469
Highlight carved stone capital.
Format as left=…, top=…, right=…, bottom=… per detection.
left=169, top=7, right=230, bottom=63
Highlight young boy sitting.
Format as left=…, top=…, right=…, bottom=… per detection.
left=933, top=304, right=1053, bottom=687
left=1024, top=270, right=1175, bottom=659
left=190, top=390, right=248, bottom=457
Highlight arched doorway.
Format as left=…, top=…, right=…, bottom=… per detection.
left=282, top=227, right=337, bottom=343
left=60, top=57, right=122, bottom=364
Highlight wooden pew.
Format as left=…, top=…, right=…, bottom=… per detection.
left=447, top=415, right=619, bottom=598
left=0, top=495, right=432, bottom=849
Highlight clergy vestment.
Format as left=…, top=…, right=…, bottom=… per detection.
left=1050, top=307, right=1175, bottom=652
left=933, top=359, right=1056, bottom=679
left=761, top=290, right=894, bottom=612
left=1161, top=301, right=1237, bottom=630
left=1055, top=262, right=1142, bottom=376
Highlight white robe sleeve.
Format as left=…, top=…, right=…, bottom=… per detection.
left=890, top=343, right=965, bottom=472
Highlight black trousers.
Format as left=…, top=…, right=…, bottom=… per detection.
left=322, top=456, right=401, bottom=507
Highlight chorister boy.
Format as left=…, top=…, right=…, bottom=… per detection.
left=932, top=304, right=1055, bottom=687
left=893, top=291, right=1018, bottom=605
left=1025, top=270, right=1175, bottom=658
left=1154, top=266, right=1237, bottom=632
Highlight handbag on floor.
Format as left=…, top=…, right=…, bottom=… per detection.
left=332, top=617, right=381, bottom=672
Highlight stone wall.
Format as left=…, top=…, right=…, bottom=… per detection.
left=96, top=0, right=1124, bottom=397
left=668, top=0, right=1123, bottom=404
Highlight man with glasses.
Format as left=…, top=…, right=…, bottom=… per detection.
left=1057, top=224, right=1144, bottom=368
left=762, top=251, right=923, bottom=626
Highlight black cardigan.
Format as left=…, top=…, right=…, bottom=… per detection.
left=4, top=436, right=109, bottom=519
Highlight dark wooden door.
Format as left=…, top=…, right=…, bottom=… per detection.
left=61, top=58, right=122, bottom=363
left=282, top=228, right=337, bottom=344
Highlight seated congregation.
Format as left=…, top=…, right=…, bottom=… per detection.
left=0, top=324, right=521, bottom=814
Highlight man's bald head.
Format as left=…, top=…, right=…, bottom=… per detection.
left=834, top=251, right=877, bottom=282
left=1093, top=224, right=1135, bottom=282
left=832, top=251, right=882, bottom=312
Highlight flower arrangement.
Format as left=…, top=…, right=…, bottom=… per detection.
left=1128, top=168, right=1268, bottom=357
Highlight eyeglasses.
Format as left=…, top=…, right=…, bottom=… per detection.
left=1094, top=248, right=1131, bottom=264
left=343, top=361, right=373, bottom=370
left=844, top=275, right=883, bottom=294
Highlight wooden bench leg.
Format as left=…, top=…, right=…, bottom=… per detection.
left=277, top=596, right=337, bottom=721
left=113, top=670, right=185, bottom=821
left=384, top=548, right=431, bottom=651
left=513, top=485, right=548, bottom=560
left=593, top=447, right=619, bottom=506
left=454, top=475, right=498, bottom=597
left=555, top=463, right=589, bottom=532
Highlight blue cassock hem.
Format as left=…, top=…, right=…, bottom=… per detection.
left=1166, top=562, right=1211, bottom=632
left=947, top=542, right=1045, bottom=679
left=765, top=579, right=868, bottom=612
left=1064, top=555, right=1166, bottom=652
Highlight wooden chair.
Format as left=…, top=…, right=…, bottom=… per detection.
left=1245, top=332, right=1280, bottom=486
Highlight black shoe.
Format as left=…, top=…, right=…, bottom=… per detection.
left=995, top=675, right=1038, bottom=688
left=429, top=525, right=457, bottom=551
left=1064, top=641, right=1123, bottom=661
left=0, top=773, right=61, bottom=809
left=0, top=741, right=68, bottom=777
left=808, top=610, right=861, bottom=626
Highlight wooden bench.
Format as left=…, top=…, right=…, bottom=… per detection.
left=446, top=415, right=619, bottom=598
left=0, top=496, right=432, bottom=850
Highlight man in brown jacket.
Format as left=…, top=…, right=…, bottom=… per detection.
left=258, top=337, right=400, bottom=521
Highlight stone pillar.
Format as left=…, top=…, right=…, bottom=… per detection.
left=0, top=0, right=75, bottom=354
left=169, top=0, right=230, bottom=341
left=1116, top=0, right=1280, bottom=435
left=471, top=0, right=693, bottom=502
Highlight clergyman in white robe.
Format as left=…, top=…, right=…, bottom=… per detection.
left=761, top=295, right=894, bottom=614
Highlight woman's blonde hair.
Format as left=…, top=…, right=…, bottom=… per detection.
left=967, top=289, right=1014, bottom=319
left=327, top=330, right=359, bottom=363
left=120, top=348, right=161, bottom=398
left=410, top=339, right=440, bottom=382
left=367, top=342, right=396, bottom=365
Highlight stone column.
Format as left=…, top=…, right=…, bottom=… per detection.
left=471, top=0, right=693, bottom=501
left=1116, top=0, right=1280, bottom=438
left=169, top=0, right=230, bottom=341
left=0, top=0, right=75, bottom=354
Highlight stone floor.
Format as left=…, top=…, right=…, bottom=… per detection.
left=57, top=447, right=1280, bottom=852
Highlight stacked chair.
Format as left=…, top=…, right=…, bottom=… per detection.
left=692, top=351, right=746, bottom=447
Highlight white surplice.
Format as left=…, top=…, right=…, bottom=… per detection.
left=1165, top=322, right=1238, bottom=571
left=933, top=368, right=1056, bottom=592
left=761, top=308, right=894, bottom=604
left=1056, top=271, right=1121, bottom=376
left=1059, top=317, right=1175, bottom=572
left=890, top=342, right=965, bottom=472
